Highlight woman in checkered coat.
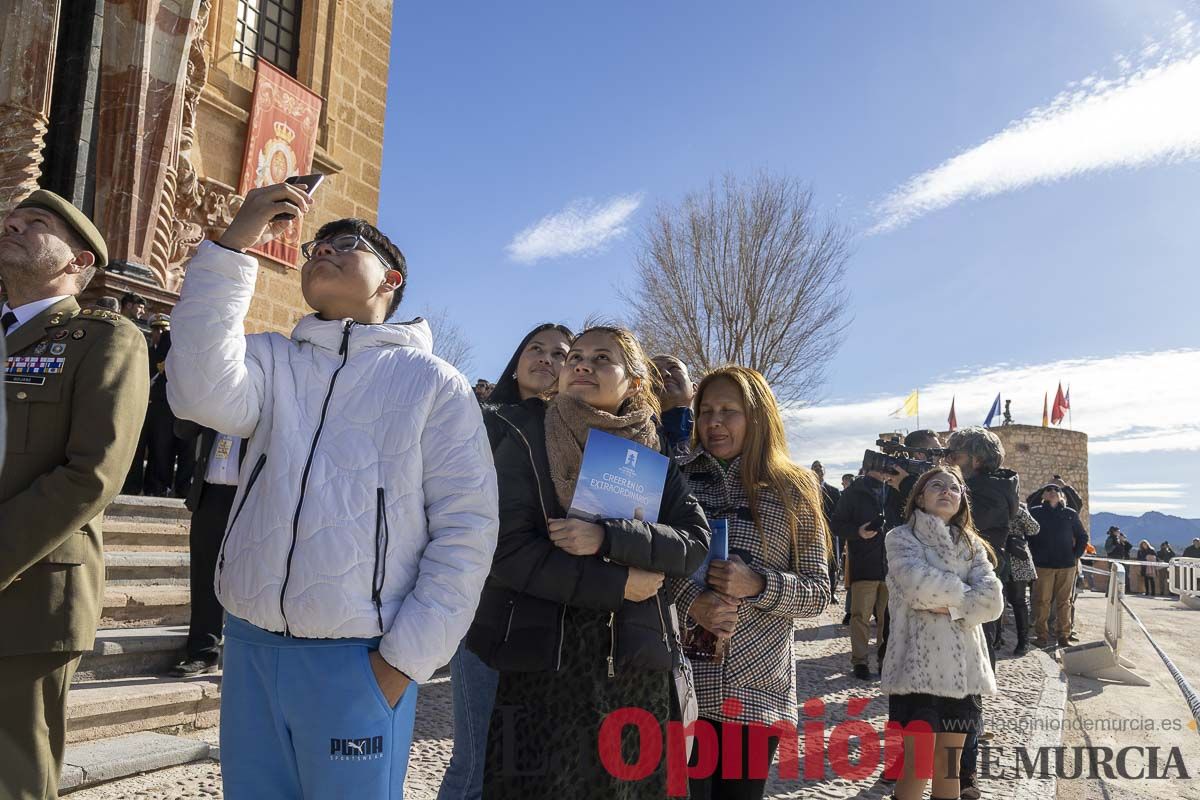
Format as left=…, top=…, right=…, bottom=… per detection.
left=672, top=366, right=832, bottom=800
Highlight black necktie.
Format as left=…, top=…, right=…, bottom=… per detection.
left=1, top=311, right=16, bottom=335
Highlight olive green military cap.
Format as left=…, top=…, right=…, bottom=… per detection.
left=16, top=189, right=109, bottom=268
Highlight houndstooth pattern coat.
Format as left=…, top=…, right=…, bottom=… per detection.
left=671, top=450, right=831, bottom=725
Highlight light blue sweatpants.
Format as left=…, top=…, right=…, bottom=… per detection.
left=220, top=615, right=419, bottom=799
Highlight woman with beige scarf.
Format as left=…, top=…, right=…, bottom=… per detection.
left=466, top=325, right=710, bottom=799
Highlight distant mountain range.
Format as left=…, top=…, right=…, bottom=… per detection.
left=1091, top=511, right=1200, bottom=550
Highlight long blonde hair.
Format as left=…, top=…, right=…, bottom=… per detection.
left=693, top=366, right=830, bottom=568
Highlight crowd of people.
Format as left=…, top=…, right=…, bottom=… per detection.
left=0, top=181, right=1180, bottom=800
left=1101, top=526, right=1182, bottom=597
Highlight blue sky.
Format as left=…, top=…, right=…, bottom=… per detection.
left=378, top=2, right=1200, bottom=520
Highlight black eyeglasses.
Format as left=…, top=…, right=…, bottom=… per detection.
left=300, top=233, right=389, bottom=267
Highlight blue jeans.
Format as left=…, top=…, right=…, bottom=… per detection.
left=437, top=643, right=499, bottom=800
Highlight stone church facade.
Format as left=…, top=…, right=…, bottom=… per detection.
left=0, top=0, right=394, bottom=333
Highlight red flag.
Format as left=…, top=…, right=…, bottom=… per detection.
left=1051, top=382, right=1067, bottom=425
left=948, top=396, right=958, bottom=431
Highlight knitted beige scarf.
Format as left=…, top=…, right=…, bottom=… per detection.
left=544, top=392, right=660, bottom=512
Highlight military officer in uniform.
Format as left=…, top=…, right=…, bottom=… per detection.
left=0, top=190, right=149, bottom=799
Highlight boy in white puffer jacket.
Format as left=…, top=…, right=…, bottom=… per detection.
left=167, top=182, right=498, bottom=799
left=880, top=465, right=1003, bottom=800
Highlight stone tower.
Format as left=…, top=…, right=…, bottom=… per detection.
left=990, top=424, right=1090, bottom=529
left=902, top=424, right=1091, bottom=529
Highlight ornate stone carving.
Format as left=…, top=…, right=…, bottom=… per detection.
left=94, top=0, right=201, bottom=288
left=198, top=177, right=244, bottom=240
left=154, top=0, right=211, bottom=291
left=0, top=110, right=50, bottom=215
left=0, top=0, right=61, bottom=215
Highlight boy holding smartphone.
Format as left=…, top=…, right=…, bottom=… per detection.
left=167, top=181, right=499, bottom=798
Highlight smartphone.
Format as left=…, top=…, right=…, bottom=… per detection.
left=272, top=173, right=326, bottom=221
left=865, top=513, right=886, bottom=533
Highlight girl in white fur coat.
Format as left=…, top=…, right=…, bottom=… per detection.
left=881, top=465, right=1003, bottom=800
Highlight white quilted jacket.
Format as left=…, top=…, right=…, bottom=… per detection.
left=167, top=241, right=499, bottom=683
left=881, top=510, right=1003, bottom=698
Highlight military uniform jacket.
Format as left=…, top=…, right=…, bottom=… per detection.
left=1, top=297, right=149, bottom=655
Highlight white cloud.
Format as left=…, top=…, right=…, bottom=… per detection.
left=1089, top=500, right=1187, bottom=514
left=1092, top=490, right=1185, bottom=499
left=506, top=194, right=642, bottom=264
left=782, top=349, right=1200, bottom=478
left=872, top=18, right=1200, bottom=233
left=1112, top=483, right=1188, bottom=491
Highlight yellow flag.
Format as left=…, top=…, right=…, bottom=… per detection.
left=890, top=390, right=919, bottom=418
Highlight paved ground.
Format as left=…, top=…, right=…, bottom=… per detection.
left=1055, top=590, right=1200, bottom=800
left=69, top=600, right=1070, bottom=799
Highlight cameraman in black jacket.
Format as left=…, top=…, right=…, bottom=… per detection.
left=832, top=431, right=943, bottom=681
left=832, top=469, right=896, bottom=681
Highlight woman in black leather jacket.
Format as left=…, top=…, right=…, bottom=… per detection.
left=467, top=325, right=710, bottom=799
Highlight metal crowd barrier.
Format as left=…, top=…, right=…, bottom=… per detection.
left=1062, top=562, right=1150, bottom=686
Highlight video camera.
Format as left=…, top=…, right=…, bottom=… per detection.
left=861, top=436, right=947, bottom=478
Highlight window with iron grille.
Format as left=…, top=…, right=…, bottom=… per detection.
left=234, top=0, right=301, bottom=76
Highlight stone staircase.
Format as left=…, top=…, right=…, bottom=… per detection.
left=62, top=495, right=219, bottom=792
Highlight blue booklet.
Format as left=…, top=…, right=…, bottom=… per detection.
left=689, top=518, right=729, bottom=585
left=682, top=518, right=730, bottom=662
left=568, top=429, right=670, bottom=523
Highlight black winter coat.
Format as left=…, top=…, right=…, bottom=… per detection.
left=966, top=468, right=1019, bottom=558
left=465, top=402, right=710, bottom=674
left=480, top=397, right=547, bottom=451
left=1028, top=504, right=1088, bottom=569
left=819, top=482, right=841, bottom=526
left=1105, top=533, right=1123, bottom=558
left=831, top=475, right=898, bottom=582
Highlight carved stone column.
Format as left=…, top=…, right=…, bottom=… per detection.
left=0, top=0, right=61, bottom=215
left=157, top=0, right=212, bottom=292
left=93, top=0, right=201, bottom=287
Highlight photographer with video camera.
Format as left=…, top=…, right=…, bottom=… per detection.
left=832, top=431, right=942, bottom=681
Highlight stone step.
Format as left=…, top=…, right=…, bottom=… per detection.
left=102, top=519, right=189, bottom=552
left=105, top=494, right=191, bottom=524
left=76, top=626, right=189, bottom=683
left=104, top=550, right=190, bottom=584
left=61, top=732, right=213, bottom=792
left=102, top=585, right=190, bottom=628
left=66, top=674, right=221, bottom=744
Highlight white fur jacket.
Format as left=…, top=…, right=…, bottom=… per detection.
left=880, top=510, right=1004, bottom=698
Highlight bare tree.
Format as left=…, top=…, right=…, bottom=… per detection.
left=625, top=173, right=852, bottom=405
left=421, top=307, right=476, bottom=375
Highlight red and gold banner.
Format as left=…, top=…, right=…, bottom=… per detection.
left=238, top=61, right=323, bottom=267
